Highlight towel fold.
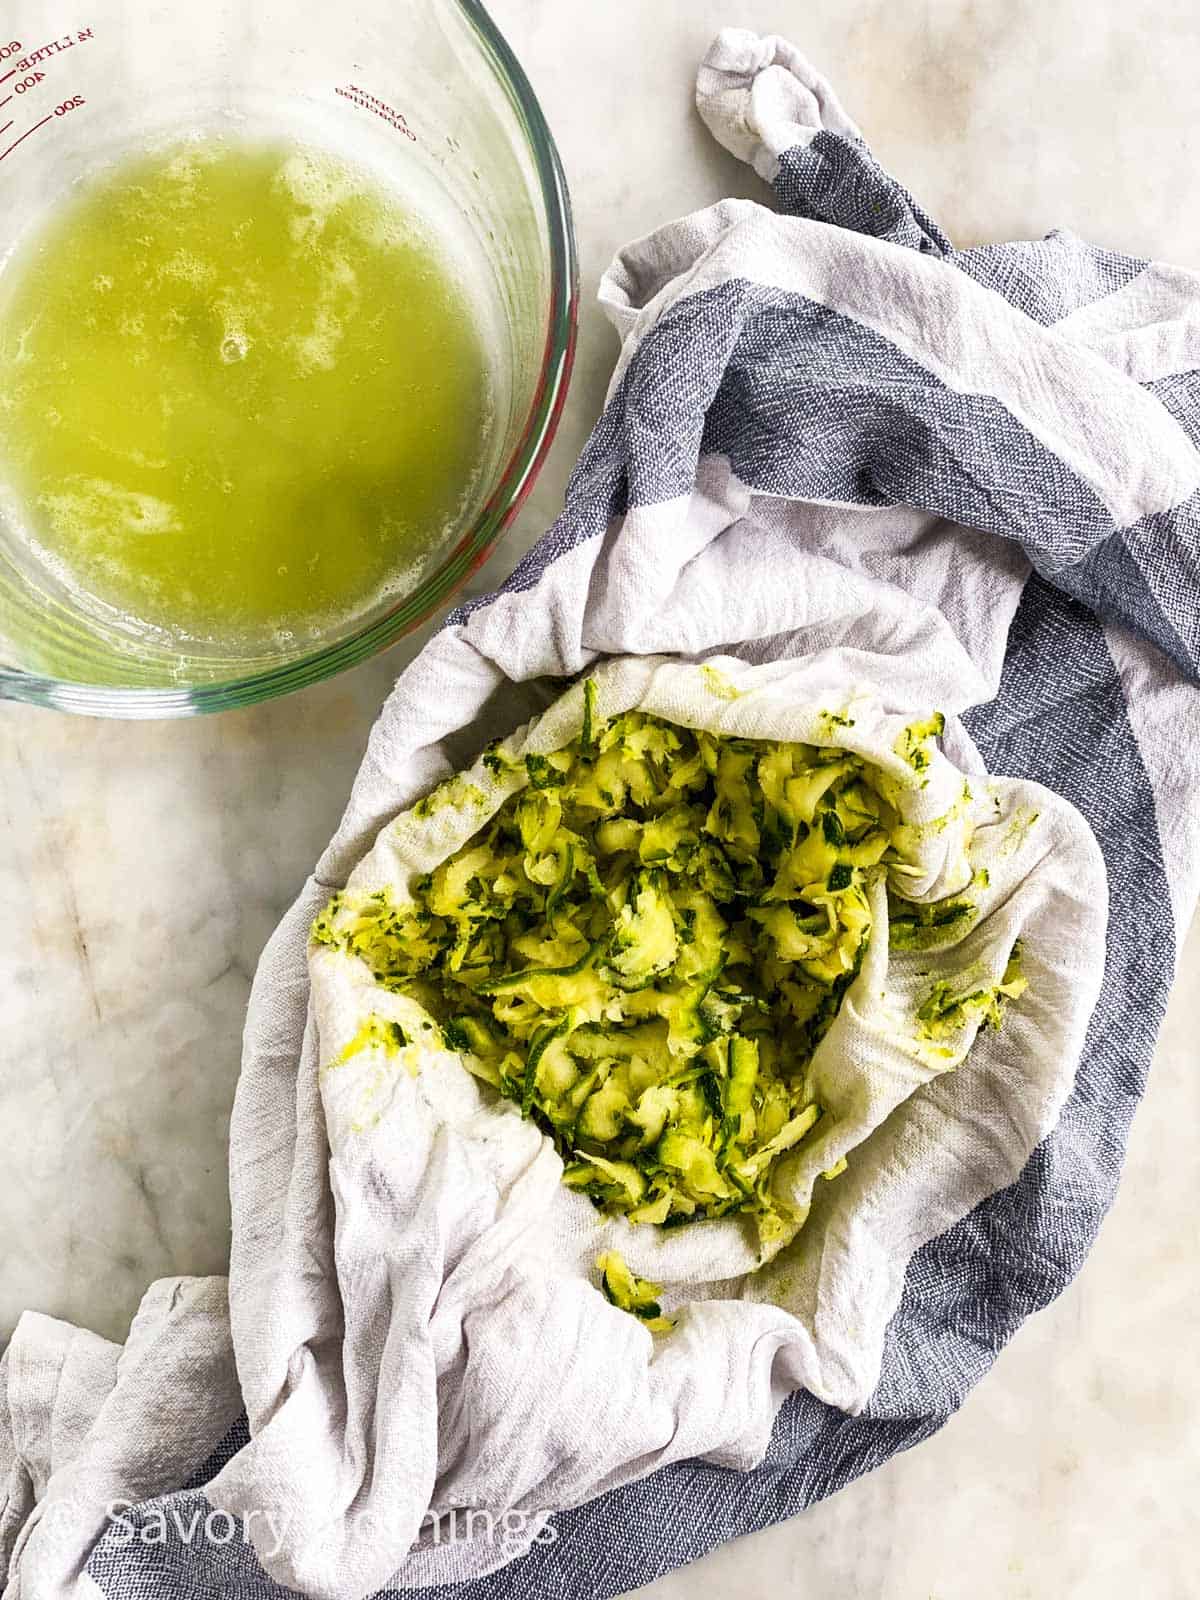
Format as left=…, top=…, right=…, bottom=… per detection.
left=5, top=28, right=1199, bottom=1600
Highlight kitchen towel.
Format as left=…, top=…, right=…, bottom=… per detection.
left=262, top=647, right=1103, bottom=1598
left=5, top=25, right=1200, bottom=1600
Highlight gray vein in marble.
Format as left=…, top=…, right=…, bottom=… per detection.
left=2, top=3, right=1198, bottom=1596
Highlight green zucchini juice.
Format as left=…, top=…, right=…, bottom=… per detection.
left=0, top=135, right=491, bottom=655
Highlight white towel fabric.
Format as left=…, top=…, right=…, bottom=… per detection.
left=0, top=1280, right=239, bottom=1600
left=9, top=22, right=1200, bottom=1600
left=218, top=651, right=1101, bottom=1599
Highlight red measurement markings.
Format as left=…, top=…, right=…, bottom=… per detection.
left=14, top=30, right=92, bottom=70
left=0, top=97, right=13, bottom=109
left=0, top=113, right=52, bottom=164
left=0, top=69, right=17, bottom=85
left=334, top=84, right=417, bottom=142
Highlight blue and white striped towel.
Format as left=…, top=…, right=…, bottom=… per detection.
left=4, top=28, right=1199, bottom=1600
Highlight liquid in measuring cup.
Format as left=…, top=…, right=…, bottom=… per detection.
left=0, top=133, right=492, bottom=652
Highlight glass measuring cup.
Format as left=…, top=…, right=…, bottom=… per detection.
left=0, top=0, right=576, bottom=716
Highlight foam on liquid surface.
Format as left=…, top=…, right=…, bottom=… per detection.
left=0, top=135, right=492, bottom=653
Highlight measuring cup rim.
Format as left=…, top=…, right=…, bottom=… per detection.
left=0, top=0, right=580, bottom=718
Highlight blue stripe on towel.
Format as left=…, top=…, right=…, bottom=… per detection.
left=83, top=102, right=1187, bottom=1600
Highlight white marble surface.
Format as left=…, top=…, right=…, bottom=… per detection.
left=2, top=1, right=1198, bottom=1595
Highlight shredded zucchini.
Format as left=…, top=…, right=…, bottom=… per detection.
left=916, top=942, right=1028, bottom=1040
left=313, top=704, right=1026, bottom=1267
left=331, top=1015, right=409, bottom=1065
left=596, top=1250, right=675, bottom=1334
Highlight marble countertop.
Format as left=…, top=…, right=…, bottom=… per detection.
left=3, top=2, right=1198, bottom=1596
